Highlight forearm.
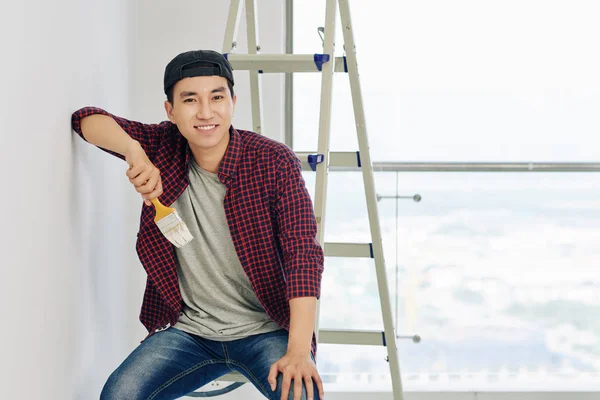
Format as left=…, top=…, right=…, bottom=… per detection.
left=80, top=114, right=138, bottom=156
left=287, top=296, right=317, bottom=356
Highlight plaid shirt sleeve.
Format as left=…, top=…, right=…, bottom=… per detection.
left=71, top=107, right=168, bottom=162
left=275, top=147, right=325, bottom=301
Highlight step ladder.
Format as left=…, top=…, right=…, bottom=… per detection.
left=187, top=0, right=407, bottom=398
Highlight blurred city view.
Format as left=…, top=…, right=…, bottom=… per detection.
left=307, top=172, right=600, bottom=391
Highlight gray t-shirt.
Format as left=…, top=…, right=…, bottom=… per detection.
left=172, top=159, right=282, bottom=340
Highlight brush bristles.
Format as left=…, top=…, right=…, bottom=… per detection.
left=155, top=211, right=194, bottom=248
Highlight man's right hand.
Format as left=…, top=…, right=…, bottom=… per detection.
left=124, top=141, right=163, bottom=206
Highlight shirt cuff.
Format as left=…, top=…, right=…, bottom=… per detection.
left=71, top=107, right=111, bottom=141
left=285, top=266, right=323, bottom=301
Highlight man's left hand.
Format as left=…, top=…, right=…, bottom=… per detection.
left=268, top=352, right=324, bottom=400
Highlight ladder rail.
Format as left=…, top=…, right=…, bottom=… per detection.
left=222, top=0, right=243, bottom=53
left=312, top=0, right=338, bottom=343
left=191, top=1, right=408, bottom=398
left=244, top=0, right=264, bottom=134
left=338, top=0, right=404, bottom=397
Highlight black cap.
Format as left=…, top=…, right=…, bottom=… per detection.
left=163, top=50, right=234, bottom=95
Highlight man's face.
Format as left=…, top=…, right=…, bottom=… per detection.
left=164, top=75, right=236, bottom=155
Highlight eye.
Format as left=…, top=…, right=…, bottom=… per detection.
left=183, top=98, right=195, bottom=103
left=213, top=95, right=223, bottom=101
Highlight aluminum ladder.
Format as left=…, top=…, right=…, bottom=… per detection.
left=188, top=0, right=407, bottom=398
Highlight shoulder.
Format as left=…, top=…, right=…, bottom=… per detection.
left=237, top=129, right=298, bottom=166
left=161, top=120, right=180, bottom=136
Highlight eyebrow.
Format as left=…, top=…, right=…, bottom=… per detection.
left=179, top=87, right=226, bottom=98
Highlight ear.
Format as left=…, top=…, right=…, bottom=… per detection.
left=164, top=100, right=175, bottom=123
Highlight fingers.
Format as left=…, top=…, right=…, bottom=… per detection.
left=126, top=162, right=159, bottom=185
left=137, top=173, right=155, bottom=193
left=126, top=164, right=162, bottom=204
left=145, top=178, right=163, bottom=199
left=313, top=372, right=324, bottom=399
left=304, top=376, right=314, bottom=400
left=129, top=167, right=153, bottom=188
left=268, top=363, right=279, bottom=392
left=280, top=371, right=291, bottom=400
left=143, top=178, right=163, bottom=206
left=125, top=163, right=144, bottom=180
left=271, top=356, right=323, bottom=400
left=293, top=374, right=303, bottom=400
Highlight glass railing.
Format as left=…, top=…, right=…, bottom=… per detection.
left=302, top=168, right=600, bottom=391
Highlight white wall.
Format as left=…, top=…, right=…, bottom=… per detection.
left=0, top=1, right=285, bottom=399
left=0, top=0, right=142, bottom=399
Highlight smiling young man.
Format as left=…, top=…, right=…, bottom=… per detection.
left=72, top=50, right=324, bottom=400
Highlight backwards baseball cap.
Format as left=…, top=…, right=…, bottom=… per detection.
left=163, top=50, right=234, bottom=95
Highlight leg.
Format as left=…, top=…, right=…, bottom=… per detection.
left=100, top=327, right=231, bottom=400
left=226, top=329, right=321, bottom=400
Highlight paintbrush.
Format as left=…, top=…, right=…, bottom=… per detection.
left=150, top=198, right=194, bottom=248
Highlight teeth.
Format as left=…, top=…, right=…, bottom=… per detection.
left=196, top=125, right=216, bottom=131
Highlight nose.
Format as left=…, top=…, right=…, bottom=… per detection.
left=196, top=103, right=214, bottom=120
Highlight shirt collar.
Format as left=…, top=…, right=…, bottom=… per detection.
left=216, top=126, right=241, bottom=184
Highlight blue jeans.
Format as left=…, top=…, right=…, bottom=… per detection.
left=100, top=327, right=320, bottom=400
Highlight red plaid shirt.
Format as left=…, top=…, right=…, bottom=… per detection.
left=72, top=107, right=324, bottom=356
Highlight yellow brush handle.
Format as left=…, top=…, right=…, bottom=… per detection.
left=151, top=197, right=175, bottom=221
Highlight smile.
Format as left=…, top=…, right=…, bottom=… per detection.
left=194, top=125, right=217, bottom=131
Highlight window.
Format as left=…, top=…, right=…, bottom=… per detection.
left=293, top=0, right=600, bottom=391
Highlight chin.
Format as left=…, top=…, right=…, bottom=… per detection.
left=193, top=135, right=226, bottom=150
left=182, top=126, right=229, bottom=149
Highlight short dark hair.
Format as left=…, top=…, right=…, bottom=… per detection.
left=166, top=80, right=235, bottom=105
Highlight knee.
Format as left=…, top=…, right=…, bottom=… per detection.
left=271, top=375, right=319, bottom=400
left=100, top=369, right=151, bottom=400
left=281, top=386, right=314, bottom=400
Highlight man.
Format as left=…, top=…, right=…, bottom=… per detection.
left=72, top=49, right=324, bottom=400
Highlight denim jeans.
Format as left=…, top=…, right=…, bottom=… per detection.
left=100, top=327, right=321, bottom=400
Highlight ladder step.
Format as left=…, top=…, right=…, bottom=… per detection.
left=215, top=330, right=386, bottom=383
left=216, top=372, right=248, bottom=383
left=324, top=242, right=373, bottom=258
left=296, top=151, right=361, bottom=171
left=319, top=329, right=387, bottom=346
left=225, top=54, right=348, bottom=73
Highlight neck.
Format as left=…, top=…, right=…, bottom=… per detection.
left=189, top=135, right=230, bottom=174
